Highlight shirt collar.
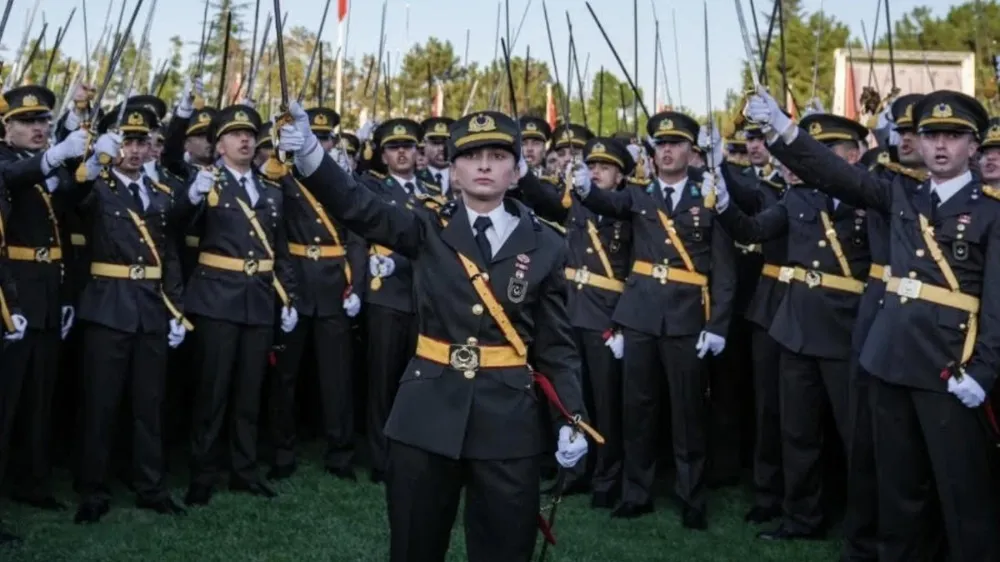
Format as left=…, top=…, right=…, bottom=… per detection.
left=391, top=174, right=417, bottom=190
left=464, top=202, right=513, bottom=231
left=112, top=168, right=144, bottom=189
left=225, top=165, right=254, bottom=184
left=657, top=176, right=687, bottom=193
left=930, top=170, right=973, bottom=205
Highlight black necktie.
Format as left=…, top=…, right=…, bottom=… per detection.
left=473, top=216, right=493, bottom=263
left=240, top=177, right=253, bottom=204
left=930, top=188, right=941, bottom=222
left=663, top=186, right=675, bottom=214
left=128, top=183, right=143, bottom=210
left=435, top=173, right=442, bottom=184
left=404, top=181, right=416, bottom=194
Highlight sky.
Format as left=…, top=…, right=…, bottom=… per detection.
left=19, top=0, right=957, bottom=115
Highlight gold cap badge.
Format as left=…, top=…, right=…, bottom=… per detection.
left=314, top=114, right=329, bottom=126
left=127, top=112, right=144, bottom=126
left=234, top=111, right=249, bottom=123
left=434, top=122, right=449, bottom=134
left=809, top=122, right=823, bottom=136
left=932, top=103, right=953, bottom=118
left=468, top=113, right=497, bottom=133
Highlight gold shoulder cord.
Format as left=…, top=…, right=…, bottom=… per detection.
left=124, top=209, right=194, bottom=331
left=234, top=198, right=290, bottom=307
left=293, top=179, right=351, bottom=285
left=918, top=214, right=975, bottom=363
left=818, top=211, right=853, bottom=278
left=0, top=212, right=12, bottom=332
left=455, top=253, right=527, bottom=357
left=585, top=220, right=615, bottom=279
left=655, top=209, right=710, bottom=320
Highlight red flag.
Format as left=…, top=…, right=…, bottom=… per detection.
left=845, top=56, right=858, bottom=120
left=546, top=84, right=557, bottom=129
left=338, top=0, right=348, bottom=21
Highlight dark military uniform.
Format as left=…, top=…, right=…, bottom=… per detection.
left=73, top=106, right=188, bottom=522
left=518, top=116, right=553, bottom=178
left=292, top=110, right=587, bottom=562
left=520, top=137, right=635, bottom=507
left=268, top=170, right=365, bottom=477
left=174, top=106, right=298, bottom=503
left=718, top=114, right=872, bottom=539
left=0, top=178, right=24, bottom=545
left=359, top=119, right=443, bottom=481
left=768, top=91, right=1000, bottom=561
left=578, top=112, right=736, bottom=524
left=417, top=117, right=455, bottom=200
left=0, top=86, right=73, bottom=506
left=718, top=160, right=789, bottom=520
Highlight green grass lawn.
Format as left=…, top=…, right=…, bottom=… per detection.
left=2, top=448, right=842, bottom=562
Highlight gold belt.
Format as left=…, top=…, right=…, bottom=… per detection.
left=774, top=265, right=865, bottom=295
left=288, top=243, right=346, bottom=260
left=7, top=246, right=62, bottom=262
left=90, top=263, right=163, bottom=280
left=415, top=334, right=526, bottom=380
left=564, top=267, right=624, bottom=293
left=70, top=234, right=87, bottom=247
left=885, top=277, right=979, bottom=314
left=184, top=236, right=200, bottom=248
left=198, top=253, right=275, bottom=275
left=631, top=260, right=707, bottom=286
left=868, top=263, right=891, bottom=283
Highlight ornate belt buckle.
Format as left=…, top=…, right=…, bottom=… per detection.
left=897, top=278, right=922, bottom=299
left=306, top=245, right=321, bottom=260
left=128, top=265, right=146, bottom=280
left=34, top=247, right=51, bottom=263
left=805, top=270, right=822, bottom=289
left=244, top=259, right=260, bottom=275
left=651, top=264, right=669, bottom=284
left=573, top=267, right=590, bottom=284
left=778, top=266, right=794, bottom=283
left=449, top=343, right=481, bottom=379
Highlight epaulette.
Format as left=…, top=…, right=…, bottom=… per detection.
left=532, top=213, right=567, bottom=235
left=150, top=180, right=172, bottom=195
left=762, top=177, right=784, bottom=190
left=260, top=176, right=282, bottom=189
left=982, top=185, right=1000, bottom=201
left=367, top=170, right=387, bottom=181
left=726, top=154, right=751, bottom=168
left=437, top=200, right=459, bottom=218
left=538, top=174, right=561, bottom=185
left=627, top=176, right=652, bottom=187
left=883, top=161, right=929, bottom=182
left=423, top=181, right=442, bottom=193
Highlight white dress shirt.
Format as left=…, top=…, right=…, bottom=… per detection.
left=465, top=203, right=518, bottom=258
left=226, top=165, right=260, bottom=206
left=930, top=170, right=973, bottom=206
left=113, top=168, right=149, bottom=210
left=657, top=177, right=686, bottom=210
left=391, top=174, right=419, bottom=195
left=427, top=166, right=450, bottom=195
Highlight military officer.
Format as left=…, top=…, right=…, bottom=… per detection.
left=550, top=123, right=593, bottom=171
left=175, top=105, right=299, bottom=506
left=575, top=111, right=736, bottom=529
left=520, top=136, right=633, bottom=507
left=254, top=121, right=274, bottom=170
left=979, top=117, right=1000, bottom=187
left=71, top=105, right=188, bottom=523
left=519, top=116, right=552, bottom=176
left=358, top=117, right=441, bottom=483
left=746, top=87, right=1000, bottom=561
left=0, top=85, right=88, bottom=511
left=306, top=106, right=340, bottom=152
left=277, top=103, right=590, bottom=562
left=267, top=126, right=366, bottom=482
left=418, top=116, right=455, bottom=199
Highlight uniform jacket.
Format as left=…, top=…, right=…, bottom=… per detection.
left=281, top=173, right=365, bottom=318
left=75, top=170, right=183, bottom=334
left=717, top=180, right=871, bottom=361
left=0, top=184, right=20, bottom=318
left=358, top=171, right=442, bottom=314
left=772, top=132, right=1000, bottom=393
left=519, top=174, right=632, bottom=333
left=0, top=143, right=74, bottom=329
left=174, top=166, right=298, bottom=326
left=298, top=154, right=586, bottom=461
left=579, top=177, right=737, bottom=338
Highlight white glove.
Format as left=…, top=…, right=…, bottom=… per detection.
left=695, top=330, right=726, bottom=359
left=357, top=120, right=378, bottom=143
left=60, top=306, right=75, bottom=340
left=626, top=143, right=642, bottom=164
left=277, top=123, right=305, bottom=152
left=555, top=425, right=588, bottom=468
left=888, top=129, right=901, bottom=148
left=187, top=168, right=216, bottom=205
left=287, top=100, right=313, bottom=137
left=3, top=314, right=27, bottom=341
left=698, top=123, right=724, bottom=167
left=876, top=104, right=893, bottom=131
left=802, top=97, right=826, bottom=117
left=167, top=318, right=186, bottom=348
left=604, top=332, right=624, bottom=360
left=64, top=108, right=81, bottom=132
left=343, top=292, right=361, bottom=318
left=43, top=129, right=89, bottom=172
left=280, top=306, right=299, bottom=333
left=329, top=147, right=353, bottom=172
left=175, top=77, right=200, bottom=118
left=93, top=132, right=123, bottom=161
left=572, top=162, right=592, bottom=189
left=703, top=169, right=730, bottom=212
left=518, top=156, right=529, bottom=179
left=44, top=175, right=60, bottom=193
left=947, top=375, right=986, bottom=408
left=368, top=254, right=396, bottom=278
left=744, top=85, right=792, bottom=135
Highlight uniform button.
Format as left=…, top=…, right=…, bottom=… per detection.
left=472, top=304, right=484, bottom=315
left=812, top=260, right=820, bottom=268
left=818, top=240, right=827, bottom=248
left=316, top=219, right=322, bottom=224
left=414, top=370, right=421, bottom=377
left=960, top=323, right=967, bottom=330
left=138, top=256, right=144, bottom=263
left=908, top=271, right=917, bottom=278
left=957, top=224, right=966, bottom=231
left=467, top=337, right=478, bottom=345
left=915, top=249, right=925, bottom=257
left=900, top=297, right=908, bottom=304
left=481, top=273, right=490, bottom=281
left=798, top=213, right=804, bottom=218
left=248, top=251, right=255, bottom=257
left=464, top=370, right=476, bottom=380
left=249, top=231, right=255, bottom=237
left=314, top=237, right=321, bottom=243
left=665, top=239, right=673, bottom=245
left=586, top=248, right=593, bottom=254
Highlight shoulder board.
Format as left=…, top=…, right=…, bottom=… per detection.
left=982, top=185, right=1000, bottom=201
left=762, top=177, right=784, bottom=190
left=533, top=214, right=567, bottom=235
left=884, top=161, right=929, bottom=182
left=367, top=170, right=387, bottom=181
left=423, top=181, right=442, bottom=192
left=151, top=180, right=172, bottom=195
left=437, top=200, right=459, bottom=218
left=259, top=177, right=282, bottom=189
left=627, top=177, right=652, bottom=187
left=538, top=174, right=562, bottom=185
left=727, top=155, right=751, bottom=168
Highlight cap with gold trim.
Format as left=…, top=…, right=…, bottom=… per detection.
left=914, top=90, right=988, bottom=139
left=307, top=107, right=340, bottom=139
left=257, top=121, right=274, bottom=151
left=890, top=93, right=924, bottom=132
left=98, top=105, right=158, bottom=137
left=208, top=104, right=261, bottom=142
left=1, top=85, right=55, bottom=122
left=421, top=117, right=454, bottom=141
left=519, top=116, right=552, bottom=142
left=584, top=137, right=635, bottom=175
left=374, top=118, right=421, bottom=148
left=186, top=106, right=218, bottom=137
left=551, top=123, right=593, bottom=150
left=340, top=132, right=360, bottom=155
left=800, top=113, right=869, bottom=144
left=982, top=117, right=1000, bottom=149
left=646, top=111, right=699, bottom=144
left=127, top=95, right=168, bottom=122
left=448, top=111, right=519, bottom=161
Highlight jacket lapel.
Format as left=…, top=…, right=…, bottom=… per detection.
left=491, top=200, right=537, bottom=264
left=440, top=204, right=489, bottom=271
left=672, top=180, right=701, bottom=216
left=936, top=180, right=977, bottom=222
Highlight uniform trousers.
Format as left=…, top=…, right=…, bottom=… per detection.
left=189, top=316, right=273, bottom=487
left=871, top=377, right=999, bottom=562
left=365, top=304, right=417, bottom=476
left=77, top=324, right=168, bottom=503
left=841, top=362, right=878, bottom=561
left=386, top=440, right=540, bottom=562
left=575, top=328, right=622, bottom=498
left=620, top=329, right=707, bottom=511
left=750, top=326, right=783, bottom=510
left=271, top=313, right=355, bottom=470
